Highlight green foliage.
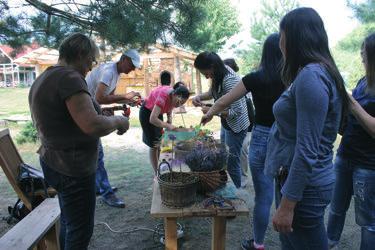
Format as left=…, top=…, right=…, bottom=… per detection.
left=176, top=0, right=240, bottom=52
left=16, top=121, right=38, bottom=145
left=336, top=23, right=375, bottom=52
left=30, top=13, right=82, bottom=49
left=237, top=0, right=298, bottom=74
left=348, top=0, right=375, bottom=24
left=331, top=1, right=375, bottom=89
left=1, top=0, right=239, bottom=52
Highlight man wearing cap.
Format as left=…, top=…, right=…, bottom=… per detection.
left=86, top=49, right=141, bottom=208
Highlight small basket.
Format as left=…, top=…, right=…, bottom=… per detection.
left=192, top=169, right=228, bottom=193
left=157, top=160, right=199, bottom=208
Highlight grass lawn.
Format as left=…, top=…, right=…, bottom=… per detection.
left=0, top=88, right=30, bottom=119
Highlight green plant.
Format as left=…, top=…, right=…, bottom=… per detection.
left=16, top=121, right=38, bottom=144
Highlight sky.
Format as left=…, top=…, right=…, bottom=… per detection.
left=219, top=0, right=362, bottom=58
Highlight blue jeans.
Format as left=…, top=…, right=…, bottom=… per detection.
left=248, top=125, right=274, bottom=244
left=275, top=182, right=333, bottom=250
left=96, top=142, right=114, bottom=198
left=40, top=158, right=96, bottom=250
left=327, top=156, right=375, bottom=250
left=220, top=127, right=247, bottom=188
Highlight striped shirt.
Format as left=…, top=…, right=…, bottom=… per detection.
left=212, top=66, right=250, bottom=133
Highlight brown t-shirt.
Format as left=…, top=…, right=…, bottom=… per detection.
left=29, top=66, right=100, bottom=177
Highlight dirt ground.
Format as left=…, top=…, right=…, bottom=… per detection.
left=0, top=128, right=361, bottom=249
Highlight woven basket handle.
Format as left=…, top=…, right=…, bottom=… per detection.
left=157, top=159, right=172, bottom=177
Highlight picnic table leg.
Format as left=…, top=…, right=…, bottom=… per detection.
left=164, top=217, right=177, bottom=250
left=211, top=216, right=226, bottom=250
left=44, top=221, right=60, bottom=250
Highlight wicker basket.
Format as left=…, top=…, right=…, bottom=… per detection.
left=157, top=160, right=199, bottom=208
left=174, top=148, right=190, bottom=161
left=192, top=169, right=228, bottom=193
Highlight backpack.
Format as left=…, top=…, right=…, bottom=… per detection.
left=4, top=163, right=49, bottom=224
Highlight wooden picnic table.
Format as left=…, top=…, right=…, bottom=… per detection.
left=150, top=153, right=249, bottom=250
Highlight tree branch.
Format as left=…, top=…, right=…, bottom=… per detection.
left=24, top=0, right=93, bottom=27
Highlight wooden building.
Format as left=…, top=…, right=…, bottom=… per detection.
left=114, top=44, right=202, bottom=96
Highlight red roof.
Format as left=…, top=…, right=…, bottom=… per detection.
left=0, top=42, right=40, bottom=60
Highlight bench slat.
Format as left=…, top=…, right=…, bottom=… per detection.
left=0, top=198, right=60, bottom=250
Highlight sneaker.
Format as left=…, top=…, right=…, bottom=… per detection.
left=241, top=239, right=264, bottom=250
left=102, top=193, right=125, bottom=208
left=96, top=186, right=118, bottom=196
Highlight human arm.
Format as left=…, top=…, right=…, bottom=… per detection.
left=166, top=112, right=172, bottom=124
left=150, top=105, right=175, bottom=130
left=348, top=93, right=375, bottom=138
left=192, top=86, right=213, bottom=106
left=201, top=80, right=247, bottom=125
left=95, top=83, right=140, bottom=104
left=66, top=92, right=129, bottom=137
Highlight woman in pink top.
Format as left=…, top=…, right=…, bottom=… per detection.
left=139, top=82, right=190, bottom=173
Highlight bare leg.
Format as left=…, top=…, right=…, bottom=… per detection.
left=149, top=147, right=160, bottom=175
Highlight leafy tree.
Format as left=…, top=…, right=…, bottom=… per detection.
left=0, top=0, right=240, bottom=52
left=237, top=0, right=298, bottom=74
left=332, top=1, right=375, bottom=89
left=348, top=0, right=375, bottom=24
left=176, top=0, right=240, bottom=52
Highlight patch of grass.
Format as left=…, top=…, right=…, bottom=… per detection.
left=0, top=88, right=30, bottom=118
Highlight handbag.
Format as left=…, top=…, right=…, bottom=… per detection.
left=5, top=163, right=49, bottom=224
left=18, top=163, right=49, bottom=200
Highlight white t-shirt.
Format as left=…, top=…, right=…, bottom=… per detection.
left=85, top=62, right=120, bottom=97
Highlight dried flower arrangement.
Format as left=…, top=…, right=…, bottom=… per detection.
left=184, top=141, right=228, bottom=172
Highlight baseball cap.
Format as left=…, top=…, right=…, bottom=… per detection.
left=123, top=49, right=141, bottom=68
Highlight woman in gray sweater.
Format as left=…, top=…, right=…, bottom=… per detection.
left=265, top=8, right=349, bottom=249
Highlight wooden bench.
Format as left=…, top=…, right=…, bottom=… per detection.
left=0, top=198, right=61, bottom=250
left=0, top=128, right=56, bottom=211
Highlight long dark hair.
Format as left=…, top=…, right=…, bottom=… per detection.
left=194, top=52, right=228, bottom=96
left=364, top=33, right=375, bottom=91
left=280, top=7, right=349, bottom=108
left=259, top=33, right=283, bottom=84
left=223, top=58, right=239, bottom=72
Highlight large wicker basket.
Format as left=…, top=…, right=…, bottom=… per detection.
left=157, top=160, right=199, bottom=208
left=192, top=169, right=228, bottom=193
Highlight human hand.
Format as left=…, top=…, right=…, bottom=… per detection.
left=166, top=124, right=176, bottom=131
left=116, top=116, right=129, bottom=135
left=200, top=114, right=214, bottom=126
left=201, top=106, right=210, bottom=114
left=192, top=96, right=202, bottom=107
left=124, top=91, right=141, bottom=101
left=102, top=108, right=114, bottom=116
left=272, top=199, right=295, bottom=234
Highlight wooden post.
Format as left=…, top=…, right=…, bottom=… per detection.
left=174, top=56, right=181, bottom=82
left=196, top=69, right=202, bottom=95
left=211, top=217, right=226, bottom=250
left=144, top=58, right=150, bottom=96
left=44, top=222, right=60, bottom=250
left=164, top=217, right=177, bottom=250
